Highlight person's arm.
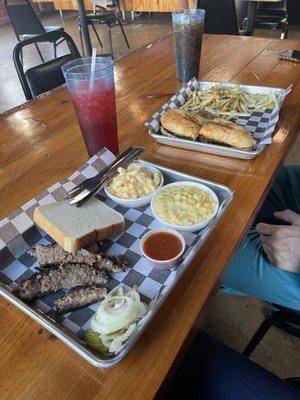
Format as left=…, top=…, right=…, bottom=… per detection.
left=256, top=210, right=300, bottom=273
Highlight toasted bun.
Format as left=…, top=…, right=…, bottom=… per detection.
left=161, top=109, right=203, bottom=140
left=160, top=108, right=255, bottom=148
left=34, top=198, right=125, bottom=252
left=199, top=122, right=256, bottom=149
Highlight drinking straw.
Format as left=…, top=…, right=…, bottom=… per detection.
left=89, top=47, right=97, bottom=91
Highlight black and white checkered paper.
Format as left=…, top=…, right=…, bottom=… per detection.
left=0, top=148, right=208, bottom=341
left=145, top=78, right=291, bottom=145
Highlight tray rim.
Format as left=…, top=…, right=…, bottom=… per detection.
left=148, top=129, right=266, bottom=159
left=0, top=160, right=234, bottom=368
left=197, top=81, right=286, bottom=95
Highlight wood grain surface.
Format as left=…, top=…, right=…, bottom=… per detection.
left=241, top=0, right=280, bottom=2
left=52, top=0, right=94, bottom=11
left=46, top=0, right=197, bottom=12
left=0, top=34, right=299, bottom=400
left=119, top=0, right=197, bottom=12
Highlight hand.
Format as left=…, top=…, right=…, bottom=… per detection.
left=256, top=210, right=300, bottom=273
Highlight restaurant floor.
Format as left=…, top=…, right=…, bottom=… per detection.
left=0, top=11, right=299, bottom=379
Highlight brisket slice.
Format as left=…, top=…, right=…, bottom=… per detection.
left=29, top=244, right=100, bottom=267
left=29, top=244, right=128, bottom=272
left=54, top=285, right=107, bottom=314
left=18, top=263, right=109, bottom=301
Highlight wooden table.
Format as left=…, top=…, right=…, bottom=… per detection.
left=241, top=0, right=282, bottom=35
left=0, top=34, right=300, bottom=400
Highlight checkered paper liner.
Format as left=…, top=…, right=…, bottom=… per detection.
left=0, top=148, right=231, bottom=348
left=145, top=78, right=292, bottom=145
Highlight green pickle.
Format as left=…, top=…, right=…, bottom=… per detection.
left=86, top=329, right=108, bottom=353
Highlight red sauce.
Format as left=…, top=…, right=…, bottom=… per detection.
left=143, top=232, right=183, bottom=261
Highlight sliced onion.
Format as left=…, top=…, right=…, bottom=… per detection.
left=89, top=285, right=147, bottom=353
left=91, top=296, right=135, bottom=334
left=109, top=323, right=137, bottom=353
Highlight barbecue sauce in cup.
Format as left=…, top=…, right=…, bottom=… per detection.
left=143, top=231, right=183, bottom=261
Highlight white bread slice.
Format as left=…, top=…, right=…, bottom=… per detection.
left=34, top=198, right=125, bottom=252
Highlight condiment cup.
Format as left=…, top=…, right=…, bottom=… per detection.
left=151, top=181, right=219, bottom=232
left=104, top=164, right=164, bottom=208
left=140, top=228, right=185, bottom=270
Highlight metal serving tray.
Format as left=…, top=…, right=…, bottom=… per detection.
left=149, top=130, right=266, bottom=160
left=0, top=157, right=233, bottom=368
left=146, top=81, right=290, bottom=160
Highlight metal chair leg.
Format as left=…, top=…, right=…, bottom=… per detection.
left=91, top=23, right=103, bottom=47
left=54, top=41, right=57, bottom=58
left=283, top=377, right=300, bottom=390
left=59, top=9, right=64, bottom=24
left=79, top=26, right=85, bottom=56
left=34, top=43, right=44, bottom=63
left=280, top=29, right=288, bottom=40
left=118, top=20, right=130, bottom=48
left=20, top=48, right=23, bottom=66
left=243, top=313, right=278, bottom=357
left=275, top=319, right=300, bottom=337
left=108, top=25, right=114, bottom=58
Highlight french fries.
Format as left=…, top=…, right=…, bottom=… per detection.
left=181, top=85, right=278, bottom=119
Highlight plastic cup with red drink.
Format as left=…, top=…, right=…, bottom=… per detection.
left=62, top=56, right=119, bottom=156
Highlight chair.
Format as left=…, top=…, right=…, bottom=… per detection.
left=254, top=0, right=288, bottom=39
left=197, top=0, right=239, bottom=35
left=13, top=30, right=80, bottom=100
left=164, top=331, right=300, bottom=399
left=243, top=302, right=300, bottom=357
left=78, top=0, right=130, bottom=58
left=5, top=0, right=64, bottom=63
left=92, top=0, right=121, bottom=13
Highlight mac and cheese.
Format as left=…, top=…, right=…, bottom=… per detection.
left=106, top=164, right=161, bottom=199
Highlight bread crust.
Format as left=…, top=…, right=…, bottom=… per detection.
left=161, top=109, right=201, bottom=140
left=161, top=108, right=256, bottom=148
left=199, top=122, right=256, bottom=149
left=34, top=207, right=125, bottom=252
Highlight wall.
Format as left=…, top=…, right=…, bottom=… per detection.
left=0, top=0, right=55, bottom=27
left=0, top=0, right=9, bottom=25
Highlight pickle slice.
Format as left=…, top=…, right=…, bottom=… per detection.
left=85, top=329, right=108, bottom=353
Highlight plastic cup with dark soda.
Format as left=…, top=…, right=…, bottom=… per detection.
left=172, top=9, right=205, bottom=83
left=62, top=57, right=119, bottom=156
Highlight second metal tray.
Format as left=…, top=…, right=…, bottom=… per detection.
left=147, top=81, right=289, bottom=160
left=149, top=129, right=266, bottom=160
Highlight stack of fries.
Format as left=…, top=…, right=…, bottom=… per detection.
left=181, top=85, right=278, bottom=119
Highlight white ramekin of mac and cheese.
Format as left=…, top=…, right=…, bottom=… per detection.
left=105, top=163, right=164, bottom=208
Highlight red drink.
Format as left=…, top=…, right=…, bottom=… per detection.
left=70, top=80, right=119, bottom=156
left=63, top=57, right=119, bottom=157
